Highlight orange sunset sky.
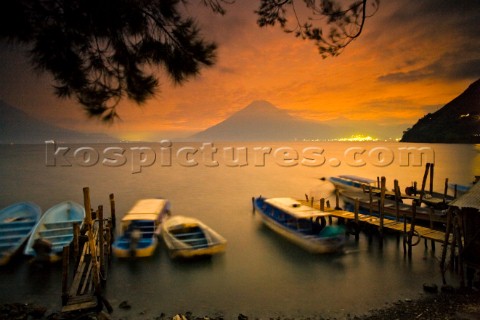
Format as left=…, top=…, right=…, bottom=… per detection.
left=0, top=0, right=479, bottom=141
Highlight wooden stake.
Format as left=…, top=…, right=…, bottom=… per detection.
left=109, top=193, right=116, bottom=230
left=73, top=222, right=80, bottom=267
left=61, top=245, right=70, bottom=306
left=429, top=162, right=434, bottom=195
left=98, top=205, right=105, bottom=286
left=419, top=163, right=431, bottom=205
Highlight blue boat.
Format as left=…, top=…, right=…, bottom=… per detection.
left=24, top=201, right=85, bottom=259
left=254, top=197, right=345, bottom=254
left=0, top=202, right=41, bottom=266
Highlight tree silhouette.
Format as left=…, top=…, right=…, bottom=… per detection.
left=0, top=0, right=379, bottom=122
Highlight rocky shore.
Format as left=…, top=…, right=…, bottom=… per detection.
left=1, top=288, right=479, bottom=320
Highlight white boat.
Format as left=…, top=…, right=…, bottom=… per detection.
left=24, top=201, right=85, bottom=259
left=112, top=198, right=171, bottom=258
left=161, top=215, right=227, bottom=259
left=254, top=197, right=344, bottom=254
left=328, top=175, right=377, bottom=191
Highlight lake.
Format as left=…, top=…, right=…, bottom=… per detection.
left=0, top=141, right=478, bottom=319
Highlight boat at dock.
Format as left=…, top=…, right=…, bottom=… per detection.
left=328, top=175, right=377, bottom=191
left=253, top=197, right=345, bottom=254
left=0, top=202, right=41, bottom=266
left=161, top=215, right=227, bottom=259
left=112, top=198, right=171, bottom=258
left=24, top=201, right=85, bottom=259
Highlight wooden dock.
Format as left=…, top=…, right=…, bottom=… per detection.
left=61, top=188, right=114, bottom=314
left=298, top=198, right=449, bottom=252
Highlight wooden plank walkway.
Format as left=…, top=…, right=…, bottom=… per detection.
left=61, top=228, right=99, bottom=313
left=298, top=200, right=448, bottom=243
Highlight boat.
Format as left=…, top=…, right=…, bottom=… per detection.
left=112, top=198, right=171, bottom=258
left=253, top=197, right=345, bottom=254
left=161, top=215, right=227, bottom=259
left=0, top=202, right=41, bottom=266
left=328, top=175, right=377, bottom=191
left=24, top=201, right=85, bottom=259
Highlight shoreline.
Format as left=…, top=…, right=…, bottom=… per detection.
left=1, top=288, right=479, bottom=320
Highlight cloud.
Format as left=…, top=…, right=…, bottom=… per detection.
left=378, top=56, right=480, bottom=83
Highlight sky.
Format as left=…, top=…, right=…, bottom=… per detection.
left=0, top=0, right=479, bottom=141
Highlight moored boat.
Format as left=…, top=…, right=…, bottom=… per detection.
left=328, top=175, right=377, bottom=191
left=253, top=197, right=345, bottom=254
left=24, top=201, right=85, bottom=259
left=0, top=202, right=41, bottom=266
left=161, top=215, right=227, bottom=259
left=112, top=198, right=171, bottom=258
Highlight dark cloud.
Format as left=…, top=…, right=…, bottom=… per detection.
left=378, top=56, right=480, bottom=83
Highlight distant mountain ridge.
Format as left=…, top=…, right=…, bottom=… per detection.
left=190, top=100, right=341, bottom=141
left=0, top=100, right=117, bottom=143
left=401, top=79, right=480, bottom=143
left=190, top=100, right=405, bottom=141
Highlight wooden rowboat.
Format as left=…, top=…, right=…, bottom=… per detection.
left=0, top=202, right=41, bottom=265
left=24, top=201, right=85, bottom=259
left=161, top=215, right=227, bottom=259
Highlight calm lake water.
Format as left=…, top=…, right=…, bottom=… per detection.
left=0, top=141, right=478, bottom=319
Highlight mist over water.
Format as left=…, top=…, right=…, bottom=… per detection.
left=0, top=142, right=478, bottom=318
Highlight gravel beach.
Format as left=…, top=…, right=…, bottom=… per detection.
left=1, top=287, right=479, bottom=320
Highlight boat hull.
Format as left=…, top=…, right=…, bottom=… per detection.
left=24, top=201, right=85, bottom=257
left=162, top=215, right=227, bottom=259
left=0, top=202, right=41, bottom=265
left=112, top=236, right=158, bottom=258
left=254, top=197, right=344, bottom=254
left=112, top=199, right=170, bottom=258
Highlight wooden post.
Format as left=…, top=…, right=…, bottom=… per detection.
left=73, top=222, right=80, bottom=267
left=335, top=188, right=340, bottom=210
left=98, top=205, right=105, bottom=286
left=354, top=198, right=360, bottom=241
left=440, top=207, right=453, bottom=284
left=83, top=187, right=92, bottom=226
left=83, top=187, right=100, bottom=293
left=443, top=178, right=449, bottom=202
left=408, top=202, right=418, bottom=258
left=310, top=196, right=314, bottom=207
left=368, top=186, right=373, bottom=215
left=419, top=163, right=431, bottom=205
left=454, top=215, right=465, bottom=287
left=320, top=198, right=325, bottom=211
left=61, top=245, right=70, bottom=306
left=379, top=177, right=386, bottom=237
left=403, top=211, right=407, bottom=255
left=429, top=162, right=434, bottom=195
left=109, top=193, right=116, bottom=230
left=394, top=179, right=400, bottom=221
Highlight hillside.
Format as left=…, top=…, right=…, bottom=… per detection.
left=401, top=79, right=480, bottom=143
left=0, top=100, right=117, bottom=143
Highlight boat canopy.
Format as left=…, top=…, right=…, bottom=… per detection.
left=122, top=199, right=170, bottom=221
left=264, top=198, right=330, bottom=219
